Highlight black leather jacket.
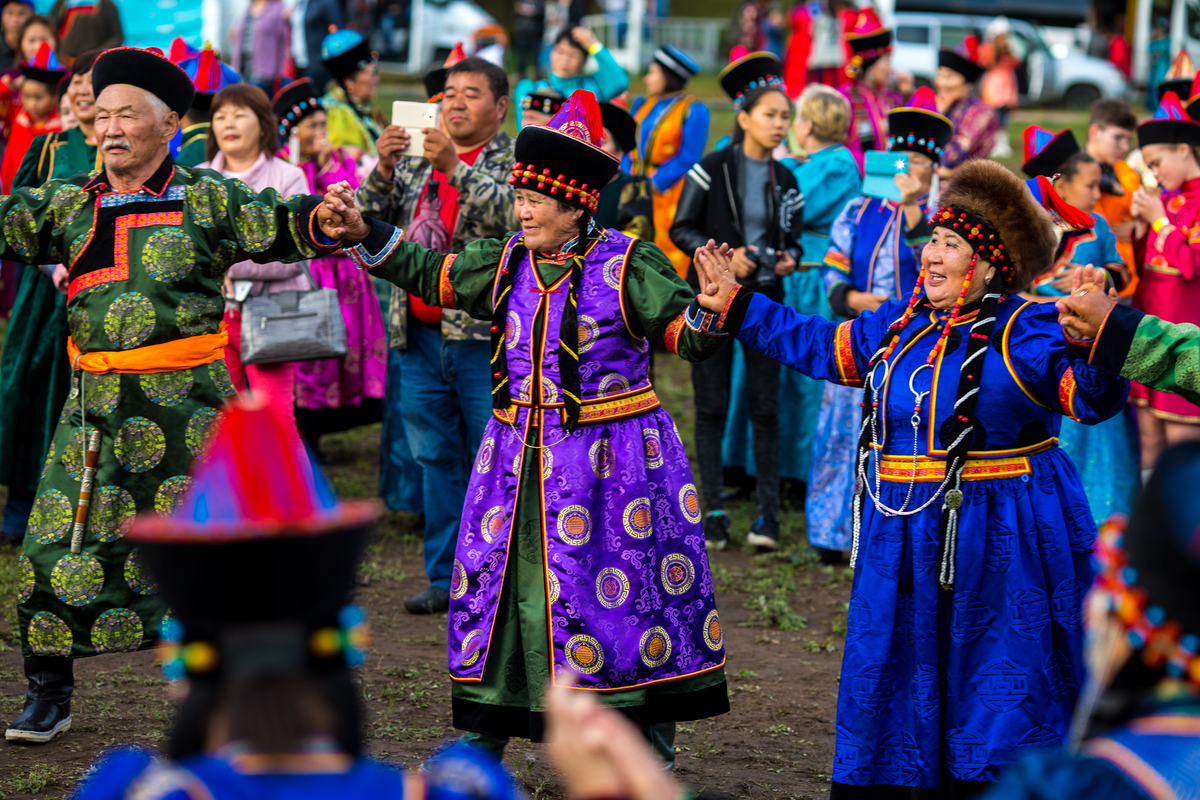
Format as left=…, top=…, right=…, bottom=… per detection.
left=669, top=143, right=804, bottom=298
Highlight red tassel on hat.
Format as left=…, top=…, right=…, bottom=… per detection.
left=1035, top=175, right=1094, bottom=231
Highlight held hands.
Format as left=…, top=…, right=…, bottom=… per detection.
left=692, top=240, right=738, bottom=313
left=1054, top=264, right=1118, bottom=340
left=1132, top=186, right=1166, bottom=224
left=318, top=181, right=371, bottom=243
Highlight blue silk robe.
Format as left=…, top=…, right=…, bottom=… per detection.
left=736, top=292, right=1130, bottom=787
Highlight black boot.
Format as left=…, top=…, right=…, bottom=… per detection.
left=5, top=656, right=73, bottom=743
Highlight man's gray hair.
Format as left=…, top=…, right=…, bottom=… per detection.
left=143, top=91, right=172, bottom=124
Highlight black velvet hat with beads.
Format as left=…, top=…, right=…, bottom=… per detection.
left=511, top=89, right=619, bottom=213
left=887, top=87, right=951, bottom=163
left=718, top=51, right=785, bottom=111
left=272, top=78, right=324, bottom=146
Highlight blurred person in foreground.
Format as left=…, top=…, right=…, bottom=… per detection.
left=323, top=88, right=731, bottom=763
left=47, top=0, right=121, bottom=61
left=72, top=398, right=522, bottom=800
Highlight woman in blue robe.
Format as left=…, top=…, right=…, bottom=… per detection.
left=691, top=160, right=1130, bottom=796
left=1021, top=127, right=1140, bottom=527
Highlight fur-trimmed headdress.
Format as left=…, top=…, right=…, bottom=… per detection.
left=934, top=159, right=1056, bottom=292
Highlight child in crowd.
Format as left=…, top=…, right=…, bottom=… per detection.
left=0, top=41, right=64, bottom=191
left=1086, top=97, right=1141, bottom=296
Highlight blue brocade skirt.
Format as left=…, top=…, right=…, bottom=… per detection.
left=835, top=447, right=1095, bottom=788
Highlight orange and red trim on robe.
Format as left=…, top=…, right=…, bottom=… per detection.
left=69, top=211, right=183, bottom=300
left=438, top=254, right=458, bottom=307
left=823, top=249, right=852, bottom=274
left=1058, top=366, right=1080, bottom=421
left=834, top=320, right=861, bottom=386
left=664, top=312, right=686, bottom=356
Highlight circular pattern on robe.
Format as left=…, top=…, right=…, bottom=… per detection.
left=17, top=555, right=34, bottom=605
left=678, top=484, right=702, bottom=524
left=480, top=506, right=506, bottom=544
left=124, top=547, right=158, bottom=595
left=142, top=228, right=195, bottom=282
left=92, top=608, right=144, bottom=653
left=28, top=611, right=72, bottom=656
left=475, top=437, right=496, bottom=474
left=185, top=179, right=228, bottom=228
left=115, top=417, right=166, bottom=473
left=661, top=554, right=695, bottom=595
left=4, top=204, right=38, bottom=256
left=557, top=505, right=592, bottom=546
left=185, top=408, right=221, bottom=457
left=598, top=374, right=630, bottom=396
left=85, top=372, right=122, bottom=416
left=236, top=200, right=278, bottom=252
left=104, top=292, right=155, bottom=350
left=548, top=571, right=560, bottom=604
left=51, top=552, right=104, bottom=607
left=92, top=485, right=136, bottom=542
left=504, top=310, right=521, bottom=350
left=40, top=443, right=55, bottom=481
left=208, top=239, right=239, bottom=277
left=602, top=255, right=623, bottom=289
left=576, top=315, right=599, bottom=354
left=461, top=630, right=484, bottom=667
left=643, top=428, right=663, bottom=469
left=140, top=371, right=193, bottom=407
left=519, top=375, right=560, bottom=404
left=28, top=489, right=72, bottom=544
left=703, top=609, right=723, bottom=650
left=596, top=567, right=629, bottom=609
left=540, top=447, right=554, bottom=479
left=62, top=425, right=99, bottom=481
left=68, top=303, right=91, bottom=342
left=589, top=438, right=615, bottom=479
left=209, top=360, right=237, bottom=397
left=68, top=233, right=90, bottom=265
left=155, top=476, right=193, bottom=515
left=450, top=560, right=468, bottom=600
left=49, top=184, right=90, bottom=234
left=639, top=626, right=672, bottom=668
left=623, top=497, right=653, bottom=539
left=565, top=634, right=604, bottom=675
left=176, top=293, right=223, bottom=336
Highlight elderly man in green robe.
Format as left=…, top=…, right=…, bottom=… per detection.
left=0, top=45, right=348, bottom=743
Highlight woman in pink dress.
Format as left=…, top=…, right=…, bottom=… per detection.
left=273, top=78, right=387, bottom=457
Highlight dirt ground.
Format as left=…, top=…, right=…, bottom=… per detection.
left=0, top=358, right=852, bottom=799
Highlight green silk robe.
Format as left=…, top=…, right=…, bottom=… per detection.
left=176, top=123, right=210, bottom=170
left=1, top=155, right=336, bottom=658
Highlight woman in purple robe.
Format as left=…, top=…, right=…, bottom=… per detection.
left=320, top=89, right=730, bottom=763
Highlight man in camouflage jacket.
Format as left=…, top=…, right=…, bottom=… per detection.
left=356, top=57, right=517, bottom=615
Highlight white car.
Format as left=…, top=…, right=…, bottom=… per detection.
left=891, top=12, right=1131, bottom=108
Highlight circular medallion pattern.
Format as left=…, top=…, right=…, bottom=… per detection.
left=176, top=293, right=223, bottom=336
left=140, top=371, right=193, bottom=407
left=115, top=416, right=166, bottom=473
left=92, top=608, right=144, bottom=654
left=598, top=373, right=630, bottom=396
left=475, top=437, right=496, bottom=474
left=236, top=200, right=277, bottom=252
left=504, top=309, right=521, bottom=350
left=68, top=303, right=91, bottom=343
left=28, top=489, right=72, bottom=544
left=660, top=553, right=695, bottom=595
left=4, top=204, right=38, bottom=256
left=590, top=438, right=615, bottom=479
left=143, top=228, right=195, bottom=282
left=85, top=372, right=122, bottom=416
left=557, top=505, right=591, bottom=546
left=104, top=292, right=155, bottom=350
left=49, top=184, right=89, bottom=233
left=450, top=560, right=468, bottom=600
left=565, top=634, right=604, bottom=675
left=639, top=626, right=672, bottom=668
left=703, top=609, right=723, bottom=650
left=124, top=547, right=159, bottom=595
left=623, top=497, right=653, bottom=539
left=576, top=315, right=599, bottom=354
left=92, top=485, right=136, bottom=542
left=461, top=630, right=484, bottom=667
left=480, top=506, right=506, bottom=544
left=643, top=428, right=663, bottom=469
left=209, top=360, right=237, bottom=397
left=548, top=570, right=561, bottom=604
left=62, top=425, right=99, bottom=481
left=51, top=552, right=104, bottom=607
left=596, top=567, right=629, bottom=609
left=27, top=611, right=72, bottom=656
left=155, top=476, right=193, bottom=515
left=17, top=554, right=34, bottom=605
left=185, top=407, right=221, bottom=457
left=602, top=255, right=623, bottom=289
left=679, top=484, right=702, bottom=524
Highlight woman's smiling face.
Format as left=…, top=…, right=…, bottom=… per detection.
left=922, top=226, right=994, bottom=309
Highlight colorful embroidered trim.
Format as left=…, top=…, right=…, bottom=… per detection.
left=1058, top=366, right=1080, bottom=421
left=305, top=205, right=341, bottom=252
left=823, top=250, right=852, bottom=274
left=718, top=284, right=741, bottom=329
left=664, top=312, right=686, bottom=355
left=876, top=453, right=1032, bottom=483
left=68, top=210, right=183, bottom=300
left=438, top=253, right=457, bottom=307
left=570, top=388, right=660, bottom=425
left=732, top=74, right=785, bottom=111
left=508, top=163, right=601, bottom=211
left=97, top=185, right=186, bottom=207
left=1093, top=516, right=1200, bottom=688
left=834, top=320, right=861, bottom=386
left=493, top=406, right=518, bottom=424
left=347, top=226, right=404, bottom=270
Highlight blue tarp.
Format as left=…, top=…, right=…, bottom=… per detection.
left=116, top=0, right=205, bottom=51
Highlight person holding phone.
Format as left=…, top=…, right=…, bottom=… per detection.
left=804, top=86, right=951, bottom=563
left=669, top=52, right=802, bottom=552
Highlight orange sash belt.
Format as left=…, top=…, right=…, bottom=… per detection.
left=66, top=330, right=229, bottom=375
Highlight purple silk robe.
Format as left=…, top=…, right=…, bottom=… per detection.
left=448, top=231, right=726, bottom=690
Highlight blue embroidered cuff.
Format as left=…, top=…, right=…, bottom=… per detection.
left=347, top=217, right=405, bottom=270
left=684, top=300, right=727, bottom=337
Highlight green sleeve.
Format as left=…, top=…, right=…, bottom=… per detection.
left=353, top=222, right=507, bottom=320
left=621, top=241, right=726, bottom=362
left=206, top=174, right=341, bottom=266
left=0, top=180, right=77, bottom=265
left=1123, top=314, right=1200, bottom=405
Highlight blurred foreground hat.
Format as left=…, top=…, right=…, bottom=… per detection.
left=1021, top=125, right=1079, bottom=179
left=653, top=44, right=699, bottom=84
left=321, top=28, right=376, bottom=81
left=1159, top=49, right=1196, bottom=105
left=273, top=78, right=324, bottom=145
left=938, top=35, right=984, bottom=84
left=177, top=44, right=241, bottom=112
left=845, top=7, right=892, bottom=79
left=599, top=100, right=637, bottom=154
left=424, top=41, right=467, bottom=102
left=20, top=42, right=67, bottom=87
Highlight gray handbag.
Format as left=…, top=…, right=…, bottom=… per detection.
left=239, top=262, right=347, bottom=365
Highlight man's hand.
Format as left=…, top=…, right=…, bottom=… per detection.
left=376, top=125, right=409, bottom=179
left=51, top=265, right=68, bottom=295
left=319, top=181, right=371, bottom=243
left=571, top=26, right=598, bottom=50
left=847, top=289, right=887, bottom=314
left=774, top=250, right=797, bottom=277
left=692, top=240, right=738, bottom=313
left=1055, top=264, right=1118, bottom=340
left=422, top=128, right=459, bottom=176
left=730, top=246, right=756, bottom=279
left=895, top=172, right=923, bottom=207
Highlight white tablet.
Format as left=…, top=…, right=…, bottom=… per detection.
left=391, top=101, right=440, bottom=157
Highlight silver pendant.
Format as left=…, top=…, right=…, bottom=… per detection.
left=944, top=488, right=964, bottom=510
